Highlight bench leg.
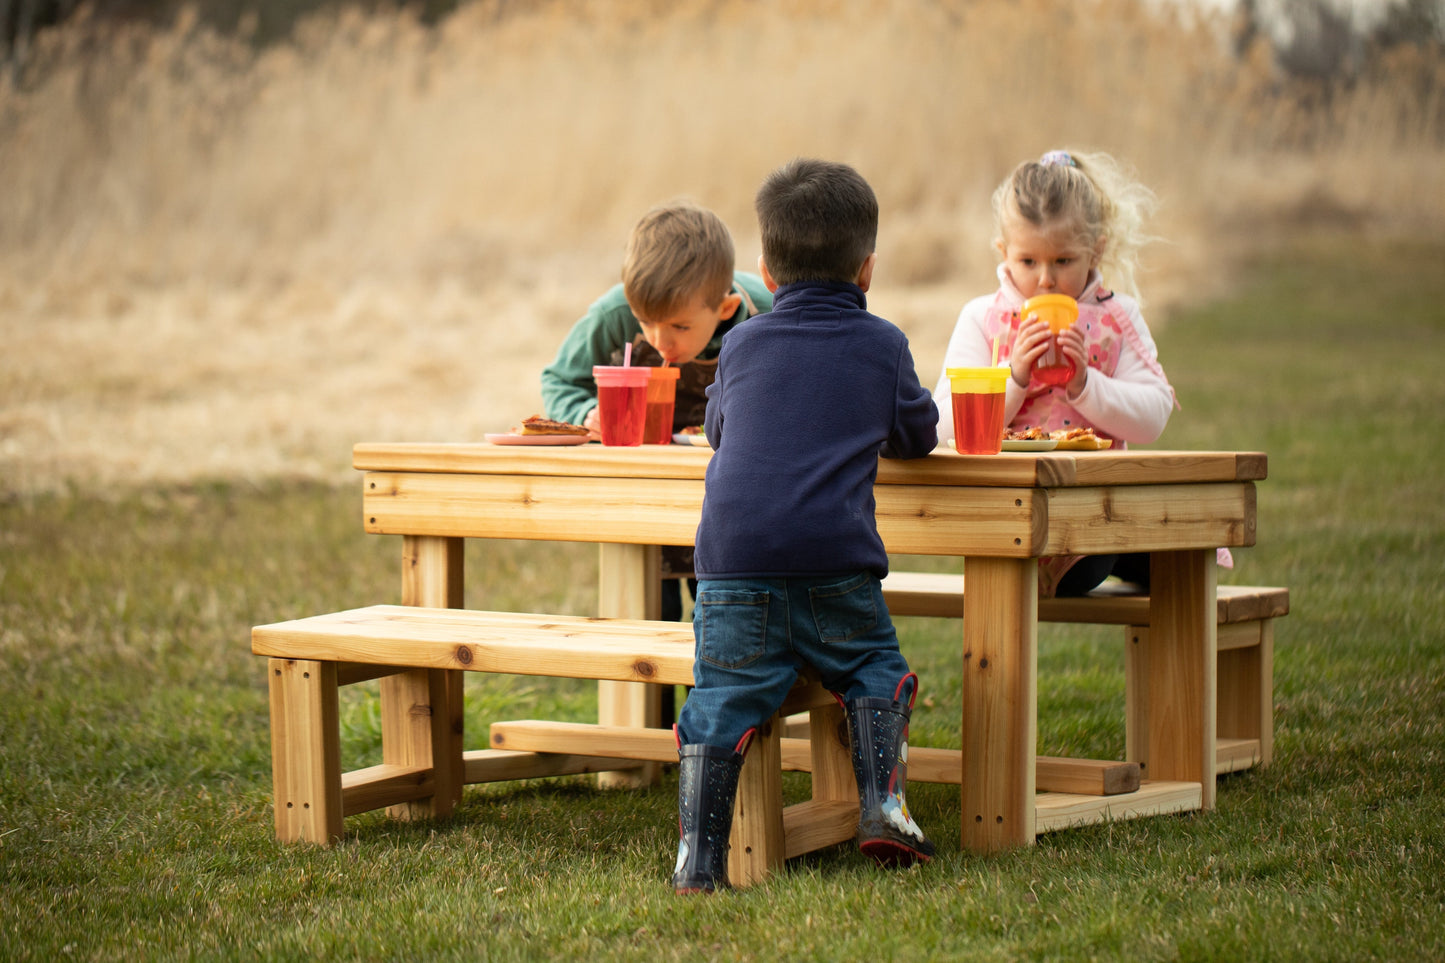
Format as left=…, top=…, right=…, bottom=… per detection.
left=809, top=701, right=855, bottom=804
left=1218, top=619, right=1274, bottom=768
left=1129, top=615, right=1272, bottom=776
left=597, top=543, right=662, bottom=790
left=381, top=668, right=462, bottom=821
left=268, top=658, right=343, bottom=844
left=728, top=715, right=785, bottom=887
left=1125, top=627, right=1148, bottom=768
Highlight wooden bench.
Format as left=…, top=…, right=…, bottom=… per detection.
left=253, top=603, right=868, bottom=887
left=253, top=603, right=1163, bottom=882
left=878, top=574, right=1287, bottom=775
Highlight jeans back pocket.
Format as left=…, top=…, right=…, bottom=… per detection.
left=695, top=588, right=770, bottom=670
left=809, top=573, right=880, bottom=644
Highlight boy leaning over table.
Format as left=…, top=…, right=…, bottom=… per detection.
left=671, top=158, right=939, bottom=894
left=540, top=202, right=773, bottom=632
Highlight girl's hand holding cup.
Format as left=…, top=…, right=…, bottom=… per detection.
left=1055, top=326, right=1089, bottom=396
left=1009, top=316, right=1054, bottom=389
left=1017, top=294, right=1081, bottom=390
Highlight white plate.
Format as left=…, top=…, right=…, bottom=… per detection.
left=485, top=433, right=589, bottom=446
left=1002, top=439, right=1058, bottom=452
left=672, top=431, right=711, bottom=447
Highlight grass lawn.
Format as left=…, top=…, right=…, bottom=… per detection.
left=2, top=237, right=1443, bottom=961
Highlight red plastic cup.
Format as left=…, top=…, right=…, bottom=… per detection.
left=1022, top=294, right=1079, bottom=388
left=593, top=366, right=650, bottom=446
left=948, top=366, right=1010, bottom=455
left=643, top=366, right=680, bottom=445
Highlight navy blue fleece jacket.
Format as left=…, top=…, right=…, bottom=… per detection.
left=693, top=281, right=938, bottom=579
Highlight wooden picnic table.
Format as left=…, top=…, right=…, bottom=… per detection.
left=353, top=442, right=1262, bottom=852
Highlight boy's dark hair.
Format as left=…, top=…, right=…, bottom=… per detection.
left=755, top=158, right=877, bottom=286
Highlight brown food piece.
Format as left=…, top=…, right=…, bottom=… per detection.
left=513, top=414, right=589, bottom=436
left=1004, top=426, right=1048, bottom=441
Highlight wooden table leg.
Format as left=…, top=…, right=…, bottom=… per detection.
left=382, top=534, right=465, bottom=820
left=597, top=542, right=662, bottom=789
left=1145, top=549, right=1217, bottom=810
left=960, top=556, right=1038, bottom=851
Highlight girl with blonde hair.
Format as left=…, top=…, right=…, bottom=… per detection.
left=933, top=149, right=1183, bottom=597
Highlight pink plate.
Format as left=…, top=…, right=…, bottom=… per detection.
left=484, top=433, right=589, bottom=446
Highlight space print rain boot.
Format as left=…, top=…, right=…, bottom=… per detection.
left=671, top=727, right=754, bottom=894
left=844, top=672, right=935, bottom=866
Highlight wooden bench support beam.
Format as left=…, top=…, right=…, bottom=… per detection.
left=1035, top=780, right=1202, bottom=834
left=777, top=713, right=1140, bottom=795
left=783, top=800, right=858, bottom=860
left=463, top=749, right=642, bottom=783
left=341, top=764, right=433, bottom=817
left=1215, top=738, right=1265, bottom=774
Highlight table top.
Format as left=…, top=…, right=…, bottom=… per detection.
left=355, top=443, right=1263, bottom=556
left=354, top=442, right=1267, bottom=489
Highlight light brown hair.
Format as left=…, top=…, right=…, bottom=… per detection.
left=993, top=150, right=1158, bottom=302
left=621, top=202, right=736, bottom=318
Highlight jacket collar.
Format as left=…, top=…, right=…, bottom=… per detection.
left=771, top=279, right=868, bottom=311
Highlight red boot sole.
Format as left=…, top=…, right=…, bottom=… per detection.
left=860, top=838, right=933, bottom=867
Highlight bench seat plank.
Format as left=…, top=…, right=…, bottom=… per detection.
left=254, top=605, right=697, bottom=686
left=881, top=572, right=1288, bottom=624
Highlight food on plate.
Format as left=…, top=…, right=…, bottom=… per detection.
left=511, top=414, right=590, bottom=437
left=1004, top=426, right=1049, bottom=441
left=673, top=426, right=711, bottom=447
left=1048, top=426, right=1113, bottom=449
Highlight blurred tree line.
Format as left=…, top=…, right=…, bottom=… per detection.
left=0, top=1, right=463, bottom=73
left=1233, top=0, right=1444, bottom=81
left=3, top=0, right=1443, bottom=81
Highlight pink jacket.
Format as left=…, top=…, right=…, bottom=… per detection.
left=932, top=266, right=1175, bottom=444
left=933, top=267, right=1230, bottom=594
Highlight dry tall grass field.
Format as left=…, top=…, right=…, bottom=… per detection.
left=2, top=0, right=1442, bottom=495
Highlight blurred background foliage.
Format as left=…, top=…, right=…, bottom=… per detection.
left=2, top=0, right=1442, bottom=495
left=5, top=0, right=1443, bottom=80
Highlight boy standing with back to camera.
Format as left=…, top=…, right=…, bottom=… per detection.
left=671, top=158, right=939, bottom=894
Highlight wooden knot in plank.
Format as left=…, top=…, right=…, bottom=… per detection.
left=454, top=645, right=474, bottom=666
left=632, top=659, right=656, bottom=679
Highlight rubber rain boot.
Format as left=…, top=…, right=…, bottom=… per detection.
left=671, top=727, right=754, bottom=894
left=844, top=673, right=935, bottom=866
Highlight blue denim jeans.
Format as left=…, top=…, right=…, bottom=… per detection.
left=676, top=572, right=913, bottom=749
